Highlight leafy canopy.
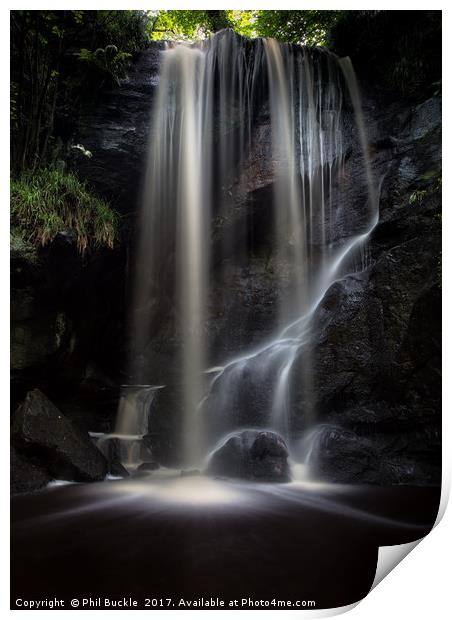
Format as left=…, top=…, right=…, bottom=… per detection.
left=150, top=10, right=342, bottom=46
left=150, top=10, right=233, bottom=41
left=249, top=10, right=342, bottom=46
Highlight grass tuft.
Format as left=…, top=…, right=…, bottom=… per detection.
left=11, top=168, right=118, bottom=255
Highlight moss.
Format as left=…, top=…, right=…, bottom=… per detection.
left=11, top=168, right=119, bottom=255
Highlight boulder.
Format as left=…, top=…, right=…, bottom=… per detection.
left=306, top=426, right=380, bottom=484
left=137, top=461, right=160, bottom=472
left=11, top=389, right=108, bottom=482
left=93, top=436, right=131, bottom=478
left=306, top=423, right=440, bottom=485
left=10, top=446, right=52, bottom=495
left=109, top=460, right=130, bottom=478
left=207, top=430, right=291, bottom=482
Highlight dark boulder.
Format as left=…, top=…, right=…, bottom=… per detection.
left=93, top=436, right=130, bottom=478
left=306, top=423, right=440, bottom=485
left=306, top=426, right=380, bottom=484
left=10, top=446, right=52, bottom=495
left=137, top=461, right=160, bottom=472
left=109, top=460, right=130, bottom=478
left=11, top=389, right=108, bottom=482
left=207, top=430, right=291, bottom=482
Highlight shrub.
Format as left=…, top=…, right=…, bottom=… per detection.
left=11, top=168, right=118, bottom=255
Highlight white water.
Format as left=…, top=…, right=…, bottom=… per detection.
left=114, top=30, right=378, bottom=473
left=197, top=35, right=378, bottom=458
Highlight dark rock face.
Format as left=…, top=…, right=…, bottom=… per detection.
left=72, top=45, right=165, bottom=216
left=11, top=230, right=126, bottom=438
left=289, top=94, right=442, bottom=485
left=307, top=425, right=440, bottom=486
left=11, top=389, right=108, bottom=483
left=207, top=430, right=291, bottom=482
left=10, top=238, right=77, bottom=380
left=11, top=287, right=71, bottom=371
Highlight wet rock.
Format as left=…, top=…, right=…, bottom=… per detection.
left=307, top=423, right=440, bottom=485
left=207, top=430, right=291, bottom=482
left=11, top=389, right=108, bottom=483
left=307, top=426, right=380, bottom=484
left=82, top=434, right=129, bottom=478
left=410, top=97, right=442, bottom=141
left=72, top=45, right=165, bottom=216
left=137, top=461, right=160, bottom=472
left=10, top=446, right=52, bottom=495
left=109, top=461, right=130, bottom=478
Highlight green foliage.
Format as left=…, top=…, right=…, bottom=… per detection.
left=151, top=10, right=233, bottom=41
left=11, top=169, right=119, bottom=254
left=407, top=173, right=441, bottom=207
left=329, top=11, right=441, bottom=96
left=77, top=45, right=132, bottom=85
left=11, top=10, right=152, bottom=173
left=98, top=10, right=150, bottom=53
left=151, top=9, right=341, bottom=45
left=224, top=11, right=258, bottom=38
left=408, top=189, right=428, bottom=205
left=251, top=10, right=342, bottom=46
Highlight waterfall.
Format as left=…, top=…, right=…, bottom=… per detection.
left=115, top=30, right=377, bottom=471
left=99, top=385, right=156, bottom=471
left=125, top=45, right=209, bottom=466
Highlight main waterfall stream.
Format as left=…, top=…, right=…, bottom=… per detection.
left=113, top=29, right=378, bottom=473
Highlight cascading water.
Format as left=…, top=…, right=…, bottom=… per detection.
left=98, top=385, right=156, bottom=471
left=115, top=30, right=378, bottom=474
